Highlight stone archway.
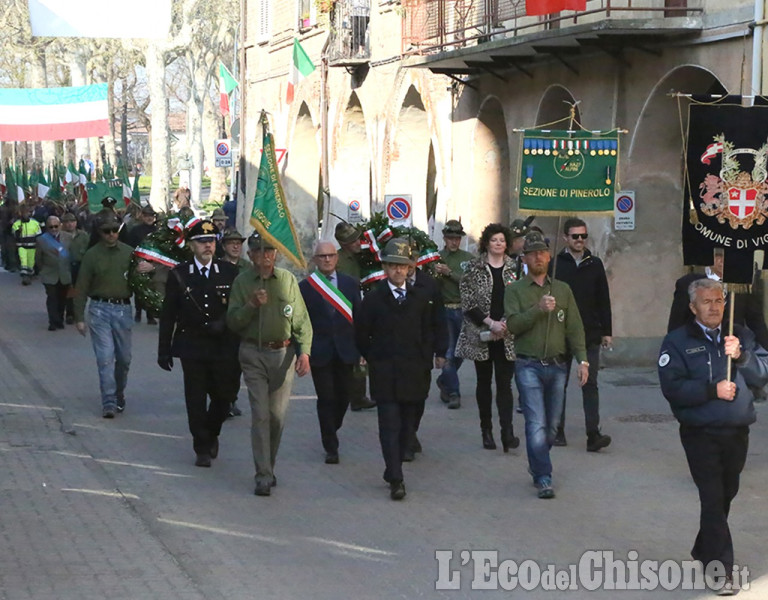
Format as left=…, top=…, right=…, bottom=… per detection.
left=615, top=66, right=726, bottom=341
left=470, top=96, right=509, bottom=235
left=536, top=84, right=582, bottom=127
left=327, top=93, right=371, bottom=237
left=388, top=86, right=431, bottom=230
left=283, top=102, right=321, bottom=265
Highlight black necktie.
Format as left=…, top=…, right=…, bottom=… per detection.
left=705, top=328, right=720, bottom=343
left=395, top=288, right=406, bottom=304
left=201, top=266, right=208, bottom=278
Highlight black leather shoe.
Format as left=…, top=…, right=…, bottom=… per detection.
left=195, top=453, right=212, bottom=467
left=447, top=394, right=461, bottom=409
left=228, top=402, right=242, bottom=417
left=48, top=324, right=57, bottom=331
left=501, top=429, right=520, bottom=453
left=402, top=449, right=415, bottom=462
left=210, top=438, right=219, bottom=459
left=254, top=481, right=271, bottom=496
left=270, top=475, right=277, bottom=487
left=350, top=396, right=377, bottom=411
left=587, top=432, right=612, bottom=452
left=116, top=396, right=125, bottom=413
left=554, top=428, right=567, bottom=447
left=325, top=452, right=339, bottom=464
left=389, top=481, right=406, bottom=500
left=482, top=429, right=496, bottom=450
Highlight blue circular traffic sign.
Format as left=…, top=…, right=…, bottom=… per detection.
left=616, top=195, right=633, bottom=213
left=386, top=197, right=411, bottom=220
left=216, top=142, right=230, bottom=156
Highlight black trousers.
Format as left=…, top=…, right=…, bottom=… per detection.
left=44, top=282, right=68, bottom=327
left=473, top=341, right=514, bottom=432
left=311, top=359, right=353, bottom=454
left=679, top=425, right=749, bottom=572
left=560, top=344, right=601, bottom=434
left=181, top=358, right=239, bottom=455
left=378, top=401, right=420, bottom=484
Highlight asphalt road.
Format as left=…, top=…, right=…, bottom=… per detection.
left=1, top=268, right=767, bottom=599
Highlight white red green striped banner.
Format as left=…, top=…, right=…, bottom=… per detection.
left=361, top=270, right=387, bottom=286
left=286, top=39, right=316, bottom=104
left=307, top=271, right=353, bottom=323
left=0, top=84, right=109, bottom=142
left=134, top=247, right=180, bottom=268
left=416, top=250, right=441, bottom=267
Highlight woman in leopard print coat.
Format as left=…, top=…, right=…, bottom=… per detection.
left=455, top=223, right=520, bottom=452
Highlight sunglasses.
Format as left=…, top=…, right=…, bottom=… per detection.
left=100, top=227, right=120, bottom=234
left=570, top=233, right=588, bottom=240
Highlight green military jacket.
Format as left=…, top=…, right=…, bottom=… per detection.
left=227, top=266, right=313, bottom=354
left=504, top=274, right=587, bottom=362
left=336, top=248, right=361, bottom=281
left=437, top=247, right=474, bottom=305
left=74, top=241, right=134, bottom=322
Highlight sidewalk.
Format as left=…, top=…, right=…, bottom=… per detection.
left=1, top=268, right=767, bottom=599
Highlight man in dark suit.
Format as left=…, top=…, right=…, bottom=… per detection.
left=157, top=220, right=240, bottom=467
left=355, top=238, right=446, bottom=500
left=299, top=240, right=362, bottom=464
left=35, top=215, right=72, bottom=331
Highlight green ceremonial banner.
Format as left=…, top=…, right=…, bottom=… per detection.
left=517, top=130, right=619, bottom=215
left=250, top=111, right=306, bottom=269
left=86, top=179, right=122, bottom=213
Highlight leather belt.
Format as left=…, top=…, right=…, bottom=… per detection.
left=517, top=354, right=568, bottom=366
left=261, top=339, right=291, bottom=350
left=91, top=296, right=131, bottom=305
left=444, top=303, right=462, bottom=309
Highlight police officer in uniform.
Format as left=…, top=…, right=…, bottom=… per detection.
left=157, top=220, right=241, bottom=467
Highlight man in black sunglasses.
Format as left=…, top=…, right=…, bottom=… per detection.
left=74, top=213, right=153, bottom=418
left=553, top=217, right=612, bottom=452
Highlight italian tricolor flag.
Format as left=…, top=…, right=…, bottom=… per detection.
left=219, top=62, right=238, bottom=117
left=0, top=84, right=109, bottom=142
left=286, top=38, right=316, bottom=105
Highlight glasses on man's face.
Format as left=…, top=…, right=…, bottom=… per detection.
left=48, top=225, right=59, bottom=229
left=570, top=233, right=588, bottom=240
left=314, top=254, right=336, bottom=260
left=100, top=227, right=120, bottom=235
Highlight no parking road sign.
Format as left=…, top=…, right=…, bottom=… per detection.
left=614, top=191, right=635, bottom=231
left=385, top=194, right=412, bottom=226
left=347, top=199, right=363, bottom=223
left=215, top=139, right=232, bottom=167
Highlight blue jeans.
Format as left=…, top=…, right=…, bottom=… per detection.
left=515, top=358, right=567, bottom=484
left=88, top=301, right=132, bottom=410
left=439, top=308, right=464, bottom=396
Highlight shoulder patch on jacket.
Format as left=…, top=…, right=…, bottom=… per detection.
left=658, top=352, right=670, bottom=367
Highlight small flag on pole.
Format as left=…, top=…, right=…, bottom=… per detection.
left=219, top=62, right=238, bottom=117
left=286, top=39, right=316, bottom=105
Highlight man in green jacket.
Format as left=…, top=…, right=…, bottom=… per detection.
left=505, top=231, right=588, bottom=499
left=74, top=213, right=152, bottom=418
left=227, top=232, right=313, bottom=497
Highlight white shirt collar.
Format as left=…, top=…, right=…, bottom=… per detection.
left=194, top=257, right=213, bottom=275
left=388, top=279, right=406, bottom=298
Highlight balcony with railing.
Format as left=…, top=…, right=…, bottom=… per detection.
left=327, top=0, right=372, bottom=66
left=401, top=0, right=704, bottom=73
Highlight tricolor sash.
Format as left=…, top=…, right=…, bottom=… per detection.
left=307, top=271, right=353, bottom=323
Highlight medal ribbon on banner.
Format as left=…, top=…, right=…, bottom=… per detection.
left=307, top=270, right=353, bottom=323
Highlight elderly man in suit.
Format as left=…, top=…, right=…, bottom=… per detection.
left=299, top=241, right=362, bottom=464
left=355, top=238, right=446, bottom=500
left=35, top=215, right=72, bottom=331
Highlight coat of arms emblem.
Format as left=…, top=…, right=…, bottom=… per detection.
left=699, top=134, right=768, bottom=229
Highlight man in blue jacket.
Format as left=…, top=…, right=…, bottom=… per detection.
left=659, top=278, right=768, bottom=594
left=299, top=240, right=362, bottom=464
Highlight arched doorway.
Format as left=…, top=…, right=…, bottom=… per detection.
left=284, top=102, right=321, bottom=265
left=616, top=66, right=726, bottom=339
left=471, top=96, right=509, bottom=234
left=327, top=93, right=371, bottom=237
left=388, top=86, right=431, bottom=230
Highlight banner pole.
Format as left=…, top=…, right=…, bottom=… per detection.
left=726, top=289, right=735, bottom=381
left=543, top=216, right=561, bottom=358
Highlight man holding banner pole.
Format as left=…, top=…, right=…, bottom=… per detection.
left=299, top=241, right=362, bottom=464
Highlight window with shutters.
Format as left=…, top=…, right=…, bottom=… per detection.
left=257, top=0, right=271, bottom=43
